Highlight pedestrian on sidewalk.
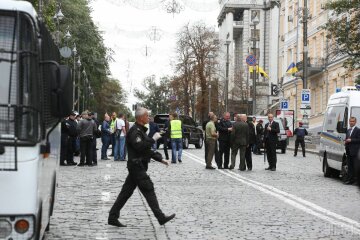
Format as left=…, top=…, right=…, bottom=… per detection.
left=205, top=114, right=219, bottom=169
left=162, top=119, right=170, bottom=160
left=169, top=112, right=183, bottom=163
left=344, top=117, right=360, bottom=185
left=293, top=122, right=308, bottom=157
left=245, top=117, right=256, bottom=170
left=108, top=107, right=175, bottom=227
left=230, top=114, right=249, bottom=170
left=114, top=114, right=126, bottom=161
left=148, top=116, right=160, bottom=150
left=90, top=112, right=101, bottom=165
left=101, top=114, right=111, bottom=160
left=77, top=111, right=97, bottom=167
left=109, top=112, right=117, bottom=157
left=264, top=114, right=280, bottom=171
left=255, top=119, right=264, bottom=155
left=217, top=112, right=232, bottom=169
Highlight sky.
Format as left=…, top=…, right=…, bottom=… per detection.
left=90, top=0, right=220, bottom=107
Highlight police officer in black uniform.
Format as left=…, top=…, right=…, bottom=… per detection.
left=60, top=111, right=78, bottom=166
left=293, top=122, right=308, bottom=157
left=108, top=107, right=175, bottom=227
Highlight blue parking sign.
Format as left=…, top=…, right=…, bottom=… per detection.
left=281, top=100, right=289, bottom=110
left=301, top=89, right=311, bottom=104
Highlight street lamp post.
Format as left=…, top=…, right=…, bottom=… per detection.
left=251, top=15, right=260, bottom=115
left=72, top=44, right=77, bottom=110
left=76, top=58, right=82, bottom=112
left=224, top=40, right=231, bottom=112
left=208, top=84, right=211, bottom=113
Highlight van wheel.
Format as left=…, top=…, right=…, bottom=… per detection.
left=183, top=137, right=189, bottom=149
left=323, top=153, right=334, bottom=178
left=341, top=157, right=348, bottom=181
left=195, top=137, right=203, bottom=149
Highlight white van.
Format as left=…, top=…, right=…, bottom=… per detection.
left=319, top=88, right=360, bottom=178
left=0, top=1, right=73, bottom=239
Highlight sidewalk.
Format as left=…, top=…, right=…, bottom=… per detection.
left=287, top=138, right=320, bottom=156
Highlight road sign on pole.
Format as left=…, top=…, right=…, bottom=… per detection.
left=246, top=55, right=257, bottom=66
left=301, top=89, right=311, bottom=109
left=280, top=99, right=289, bottom=110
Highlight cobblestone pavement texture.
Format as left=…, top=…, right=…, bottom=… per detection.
left=45, top=145, right=360, bottom=240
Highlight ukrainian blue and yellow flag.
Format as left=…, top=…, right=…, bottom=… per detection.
left=249, top=65, right=269, bottom=78
left=286, top=62, right=298, bottom=74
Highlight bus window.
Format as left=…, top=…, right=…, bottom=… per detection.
left=351, top=107, right=360, bottom=128
left=325, top=106, right=346, bottom=133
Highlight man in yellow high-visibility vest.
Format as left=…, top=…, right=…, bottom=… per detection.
left=169, top=112, right=183, bottom=163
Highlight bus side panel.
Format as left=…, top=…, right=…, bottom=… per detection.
left=38, top=124, right=60, bottom=237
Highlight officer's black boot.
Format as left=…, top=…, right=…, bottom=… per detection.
left=158, top=213, right=176, bottom=225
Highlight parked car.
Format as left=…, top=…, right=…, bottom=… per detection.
left=154, top=114, right=204, bottom=149
left=252, top=116, right=288, bottom=154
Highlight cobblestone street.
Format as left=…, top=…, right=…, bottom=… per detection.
left=45, top=147, right=360, bottom=240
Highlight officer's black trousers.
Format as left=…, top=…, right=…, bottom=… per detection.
left=60, top=134, right=68, bottom=164
left=294, top=139, right=305, bottom=156
left=109, top=169, right=165, bottom=221
left=66, top=137, right=75, bottom=163
left=219, top=140, right=230, bottom=168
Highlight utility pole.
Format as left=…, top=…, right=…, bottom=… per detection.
left=225, top=41, right=231, bottom=112
left=303, top=0, right=308, bottom=89
left=302, top=0, right=309, bottom=128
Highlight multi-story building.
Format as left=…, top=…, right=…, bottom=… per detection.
left=279, top=0, right=360, bottom=129
left=217, top=0, right=280, bottom=114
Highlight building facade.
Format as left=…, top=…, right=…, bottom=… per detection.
left=279, top=0, right=360, bottom=129
left=218, top=0, right=280, bottom=114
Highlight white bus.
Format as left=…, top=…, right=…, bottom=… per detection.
left=0, top=1, right=72, bottom=239
left=319, top=88, right=360, bottom=179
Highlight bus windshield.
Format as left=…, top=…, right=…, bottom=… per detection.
left=0, top=13, right=40, bottom=144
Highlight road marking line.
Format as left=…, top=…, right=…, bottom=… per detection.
left=183, top=151, right=360, bottom=235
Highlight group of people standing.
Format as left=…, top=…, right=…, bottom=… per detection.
left=60, top=110, right=101, bottom=166
left=100, top=112, right=129, bottom=161
left=60, top=110, right=131, bottom=167
left=204, top=112, right=280, bottom=171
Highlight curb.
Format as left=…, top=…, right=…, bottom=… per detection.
left=287, top=146, right=319, bottom=155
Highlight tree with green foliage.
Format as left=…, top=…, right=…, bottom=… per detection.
left=326, top=0, right=360, bottom=70
left=26, top=0, right=131, bottom=119
left=134, top=76, right=171, bottom=115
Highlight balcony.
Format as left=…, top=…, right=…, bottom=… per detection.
left=296, top=57, right=325, bottom=77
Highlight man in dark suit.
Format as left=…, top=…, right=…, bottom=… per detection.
left=344, top=116, right=360, bottom=185
left=218, top=112, right=233, bottom=169
left=263, top=114, right=280, bottom=171
left=245, top=117, right=256, bottom=170
left=230, top=114, right=249, bottom=171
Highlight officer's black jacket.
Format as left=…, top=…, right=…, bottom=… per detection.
left=61, top=118, right=77, bottom=137
left=127, top=122, right=163, bottom=171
